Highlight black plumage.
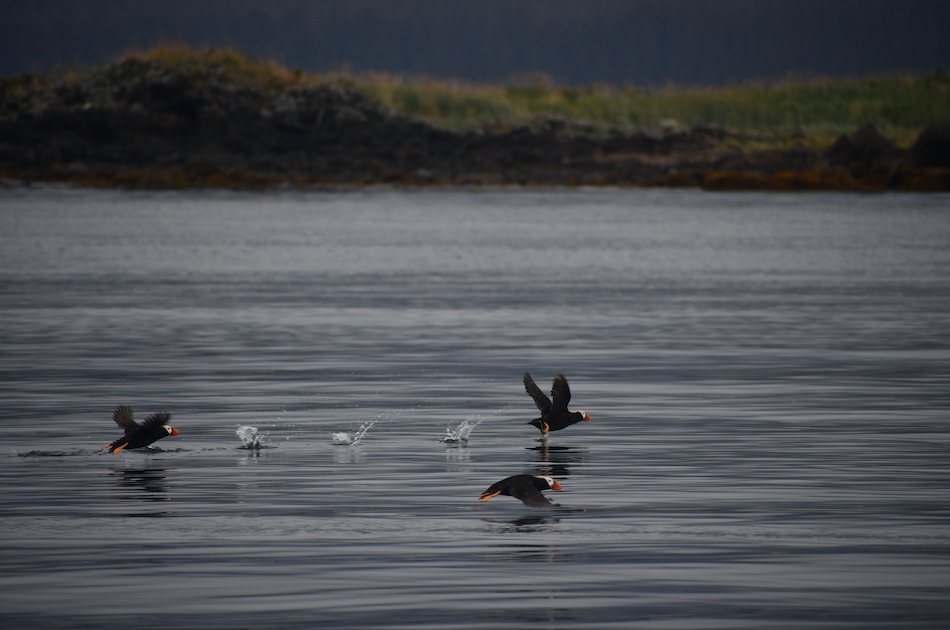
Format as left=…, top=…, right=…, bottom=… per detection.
left=479, top=474, right=562, bottom=507
left=104, top=405, right=180, bottom=454
left=523, top=373, right=591, bottom=435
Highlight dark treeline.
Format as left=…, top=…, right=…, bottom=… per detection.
left=2, top=0, right=949, bottom=85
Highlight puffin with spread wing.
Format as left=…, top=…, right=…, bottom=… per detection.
left=103, top=405, right=180, bottom=454
left=522, top=373, right=591, bottom=436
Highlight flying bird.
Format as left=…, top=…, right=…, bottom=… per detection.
left=103, top=405, right=180, bottom=454
left=523, top=372, right=591, bottom=436
left=479, top=474, right=563, bottom=507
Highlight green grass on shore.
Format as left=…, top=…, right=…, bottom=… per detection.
left=358, top=72, right=949, bottom=147
left=114, top=46, right=950, bottom=146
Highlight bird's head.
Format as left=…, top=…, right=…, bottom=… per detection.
left=578, top=410, right=591, bottom=422
left=165, top=426, right=181, bottom=437
left=535, top=475, right=563, bottom=492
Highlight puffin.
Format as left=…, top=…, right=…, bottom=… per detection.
left=523, top=372, right=591, bottom=436
left=103, top=405, right=180, bottom=454
left=479, top=474, right=563, bottom=507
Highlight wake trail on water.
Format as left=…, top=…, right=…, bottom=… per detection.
left=17, top=449, right=94, bottom=458
left=19, top=445, right=189, bottom=457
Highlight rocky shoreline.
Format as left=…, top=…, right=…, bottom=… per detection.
left=2, top=56, right=949, bottom=191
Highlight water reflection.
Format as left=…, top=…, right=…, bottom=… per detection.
left=110, top=466, right=172, bottom=517
left=472, top=603, right=578, bottom=630
left=526, top=444, right=589, bottom=478
left=475, top=607, right=577, bottom=627
left=505, top=514, right=561, bottom=529
left=479, top=537, right=564, bottom=563
left=482, top=512, right=562, bottom=531
left=444, top=443, right=471, bottom=465
left=238, top=448, right=265, bottom=463
left=332, top=445, right=367, bottom=465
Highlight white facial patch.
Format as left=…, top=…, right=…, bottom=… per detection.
left=535, top=475, right=556, bottom=487
left=163, top=425, right=174, bottom=435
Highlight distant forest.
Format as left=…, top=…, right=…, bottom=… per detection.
left=2, top=0, right=949, bottom=85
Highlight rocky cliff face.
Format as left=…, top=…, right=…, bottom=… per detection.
left=2, top=56, right=947, bottom=190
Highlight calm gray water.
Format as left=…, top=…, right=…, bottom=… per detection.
left=1, top=187, right=949, bottom=629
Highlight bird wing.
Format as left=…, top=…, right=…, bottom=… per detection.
left=510, top=481, right=556, bottom=508
left=550, top=374, right=572, bottom=412
left=523, top=373, right=552, bottom=414
left=112, top=406, right=139, bottom=433
left=479, top=482, right=503, bottom=501
left=140, top=412, right=172, bottom=431
left=480, top=474, right=518, bottom=500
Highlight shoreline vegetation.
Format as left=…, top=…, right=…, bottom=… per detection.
left=1, top=45, right=949, bottom=191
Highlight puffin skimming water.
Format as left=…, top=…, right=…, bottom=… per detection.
left=479, top=474, right=562, bottom=507
left=104, top=405, right=180, bottom=454
left=523, top=372, right=591, bottom=436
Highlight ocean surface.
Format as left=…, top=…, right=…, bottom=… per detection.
left=1, top=187, right=948, bottom=629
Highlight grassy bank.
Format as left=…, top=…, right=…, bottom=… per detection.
left=3, top=45, right=947, bottom=191
left=360, top=71, right=949, bottom=146
left=119, top=45, right=948, bottom=146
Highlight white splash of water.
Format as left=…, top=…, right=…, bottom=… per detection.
left=331, top=421, right=375, bottom=446
left=441, top=417, right=482, bottom=443
left=236, top=425, right=266, bottom=449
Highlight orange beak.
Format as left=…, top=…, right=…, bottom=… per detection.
left=551, top=481, right=563, bottom=491
left=479, top=490, right=501, bottom=501
left=170, top=427, right=181, bottom=437
left=583, top=413, right=591, bottom=422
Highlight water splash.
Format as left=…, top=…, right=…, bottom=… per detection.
left=236, top=425, right=266, bottom=449
left=331, top=421, right=375, bottom=446
left=441, top=418, right=482, bottom=443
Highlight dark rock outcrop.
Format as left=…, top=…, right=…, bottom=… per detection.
left=826, top=123, right=901, bottom=172
left=1, top=56, right=947, bottom=191
left=910, top=125, right=950, bottom=168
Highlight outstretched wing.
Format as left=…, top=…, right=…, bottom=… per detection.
left=141, top=412, right=172, bottom=431
left=550, top=374, right=572, bottom=412
left=112, top=406, right=139, bottom=433
left=523, top=373, right=552, bottom=415
left=479, top=482, right=503, bottom=501
left=510, top=482, right=556, bottom=508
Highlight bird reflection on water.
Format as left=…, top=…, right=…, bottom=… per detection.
left=111, top=467, right=170, bottom=501
left=110, top=466, right=172, bottom=518
left=526, top=443, right=589, bottom=478
left=505, top=513, right=562, bottom=529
